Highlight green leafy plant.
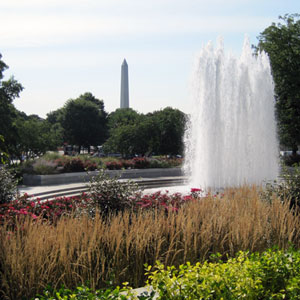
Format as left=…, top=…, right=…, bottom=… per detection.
left=33, top=284, right=138, bottom=300
left=0, top=135, right=9, bottom=164
left=32, top=159, right=59, bottom=175
left=131, top=157, right=150, bottom=169
left=263, top=165, right=300, bottom=209
left=0, top=165, right=18, bottom=204
left=282, top=153, right=300, bottom=167
left=87, top=169, right=142, bottom=215
left=146, top=248, right=300, bottom=299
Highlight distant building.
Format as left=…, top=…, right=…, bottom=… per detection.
left=120, top=59, right=129, bottom=108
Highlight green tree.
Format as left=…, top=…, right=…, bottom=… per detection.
left=104, top=108, right=142, bottom=156
left=105, top=124, right=137, bottom=157
left=254, top=14, right=300, bottom=153
left=0, top=135, right=8, bottom=164
left=104, top=107, right=186, bottom=157
left=46, top=107, right=65, bottom=125
left=151, top=107, right=186, bottom=155
left=0, top=53, right=23, bottom=161
left=62, top=93, right=108, bottom=153
left=15, top=115, right=62, bottom=159
left=107, top=108, right=141, bottom=130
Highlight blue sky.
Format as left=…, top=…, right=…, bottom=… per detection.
left=1, top=0, right=299, bottom=118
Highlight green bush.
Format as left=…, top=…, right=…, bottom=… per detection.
left=42, top=152, right=62, bottom=161
left=87, top=169, right=142, bottom=215
left=132, top=157, right=150, bottom=169
left=148, top=159, right=170, bottom=169
left=0, top=165, right=18, bottom=204
left=32, top=159, right=59, bottom=175
left=282, top=153, right=300, bottom=167
left=146, top=248, right=300, bottom=299
left=33, top=284, right=141, bottom=300
left=263, top=165, right=300, bottom=210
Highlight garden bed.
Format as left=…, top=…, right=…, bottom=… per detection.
left=23, top=167, right=183, bottom=186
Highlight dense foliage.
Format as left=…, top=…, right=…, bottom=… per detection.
left=104, top=107, right=186, bottom=157
left=0, top=54, right=23, bottom=162
left=0, top=166, right=17, bottom=204
left=62, top=93, right=108, bottom=153
left=255, top=14, right=300, bottom=152
left=263, top=165, right=300, bottom=210
left=87, top=169, right=142, bottom=215
left=33, top=285, right=140, bottom=300
left=147, top=248, right=300, bottom=299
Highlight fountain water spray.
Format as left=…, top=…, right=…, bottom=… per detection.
left=184, top=38, right=279, bottom=189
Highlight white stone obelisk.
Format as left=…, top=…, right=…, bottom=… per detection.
left=120, top=59, right=129, bottom=108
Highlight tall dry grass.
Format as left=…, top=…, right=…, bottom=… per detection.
left=0, top=186, right=300, bottom=299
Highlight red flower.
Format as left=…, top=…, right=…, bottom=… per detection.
left=191, top=188, right=202, bottom=193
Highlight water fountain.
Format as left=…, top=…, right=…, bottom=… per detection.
left=184, top=38, right=279, bottom=189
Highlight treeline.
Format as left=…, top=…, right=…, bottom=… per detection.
left=0, top=51, right=186, bottom=163
left=47, top=92, right=186, bottom=158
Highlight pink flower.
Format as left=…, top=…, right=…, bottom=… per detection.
left=191, top=188, right=202, bottom=193
left=183, top=195, right=192, bottom=201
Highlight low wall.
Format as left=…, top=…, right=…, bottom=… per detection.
left=23, top=168, right=183, bottom=186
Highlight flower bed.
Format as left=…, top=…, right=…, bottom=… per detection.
left=0, top=189, right=200, bottom=226
left=19, top=154, right=183, bottom=175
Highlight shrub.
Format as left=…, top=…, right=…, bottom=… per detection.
left=32, top=159, right=59, bottom=175
left=282, top=153, right=300, bottom=166
left=0, top=166, right=18, bottom=205
left=151, top=156, right=183, bottom=168
left=263, top=165, right=300, bottom=210
left=122, top=159, right=135, bottom=169
left=18, top=159, right=35, bottom=174
left=62, top=157, right=86, bottom=172
left=42, top=152, right=62, bottom=161
left=147, top=248, right=300, bottom=299
left=83, top=161, right=98, bottom=171
left=148, top=158, right=170, bottom=169
left=0, top=193, right=91, bottom=226
left=132, top=157, right=150, bottom=169
left=136, top=189, right=200, bottom=212
left=33, top=284, right=138, bottom=300
left=105, top=160, right=123, bottom=170
left=87, top=169, right=141, bottom=215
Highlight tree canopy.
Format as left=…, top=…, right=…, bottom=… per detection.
left=62, top=93, right=108, bottom=152
left=254, top=14, right=300, bottom=152
left=0, top=54, right=23, bottom=162
left=104, top=107, right=186, bottom=157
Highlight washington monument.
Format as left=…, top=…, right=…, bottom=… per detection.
left=120, top=59, right=129, bottom=108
